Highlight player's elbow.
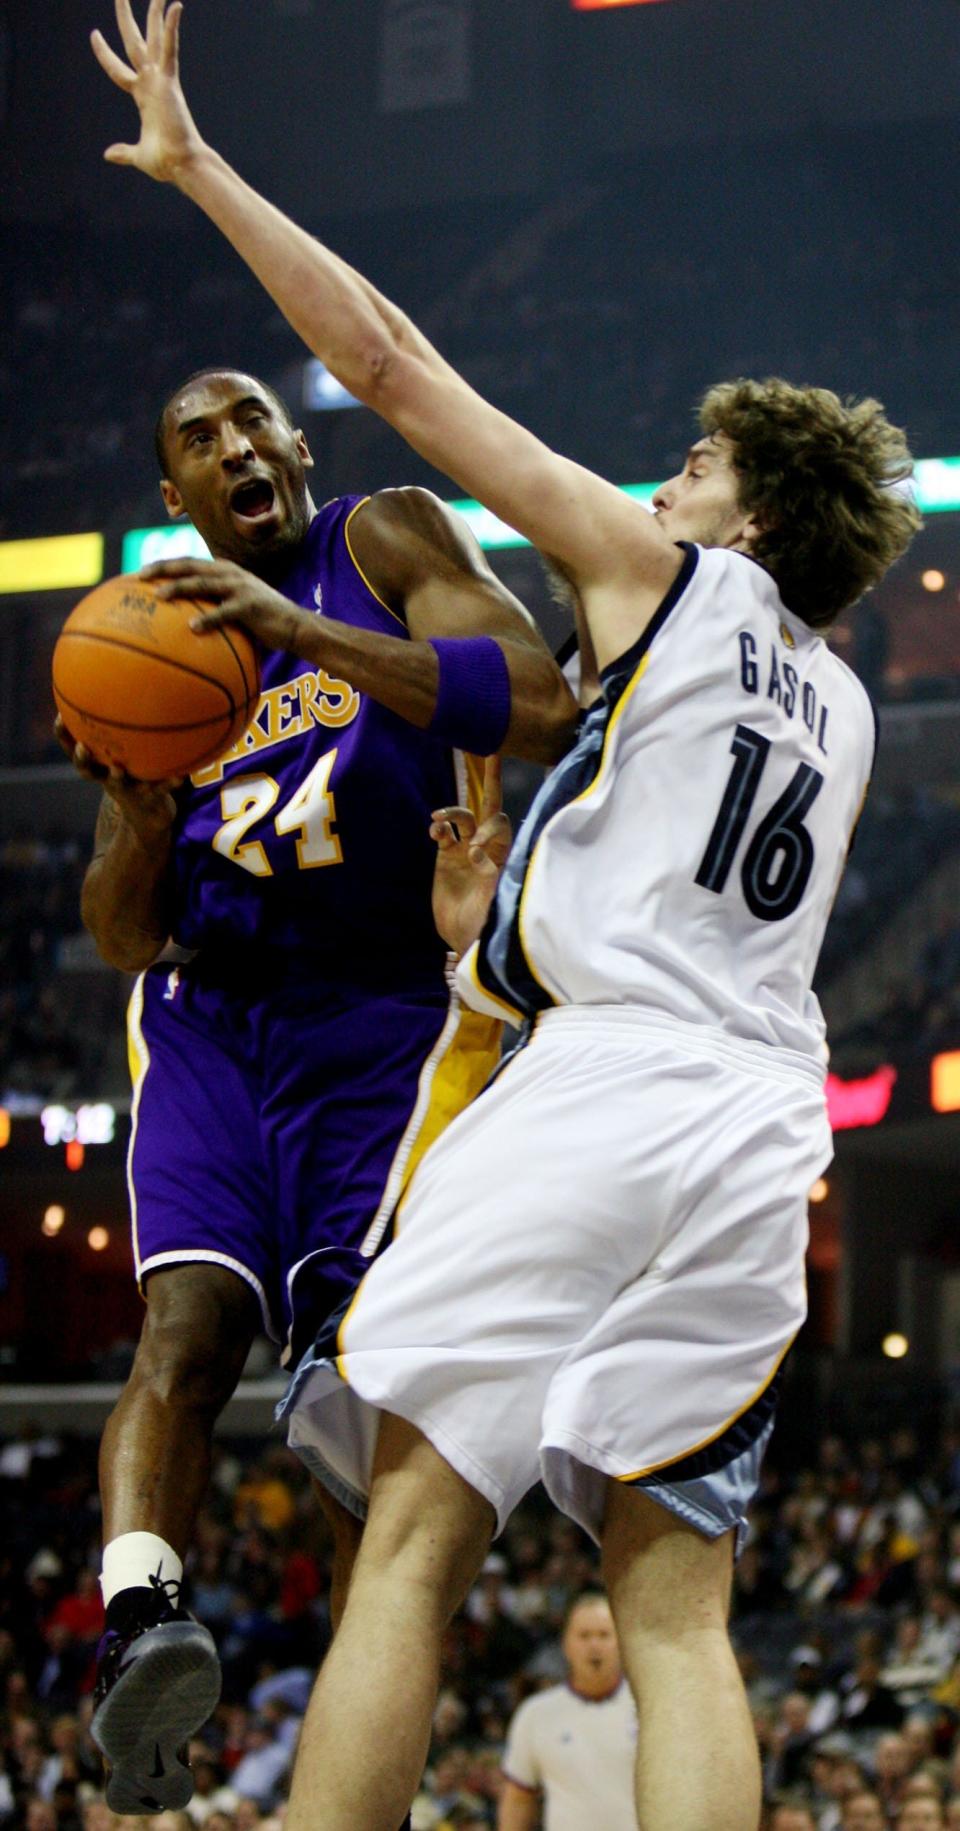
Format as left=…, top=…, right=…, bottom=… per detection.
left=507, top=669, right=578, bottom=766
left=90, top=928, right=162, bottom=975
left=81, top=897, right=163, bottom=975
left=362, top=339, right=433, bottom=422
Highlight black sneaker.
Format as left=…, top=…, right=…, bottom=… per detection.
left=92, top=1572, right=222, bottom=1815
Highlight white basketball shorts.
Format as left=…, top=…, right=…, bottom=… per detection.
left=284, top=1005, right=832, bottom=1544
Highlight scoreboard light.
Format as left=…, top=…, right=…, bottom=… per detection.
left=931, top=1050, right=960, bottom=1114
left=0, top=532, right=103, bottom=595
left=825, top=1065, right=897, bottom=1132
left=121, top=524, right=211, bottom=573
left=41, top=1103, right=117, bottom=1147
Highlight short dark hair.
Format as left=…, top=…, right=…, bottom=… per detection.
left=154, top=368, right=295, bottom=475
left=564, top=1588, right=610, bottom=1626
left=699, top=376, right=922, bottom=628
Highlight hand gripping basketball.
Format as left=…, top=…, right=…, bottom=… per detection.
left=52, top=574, right=261, bottom=781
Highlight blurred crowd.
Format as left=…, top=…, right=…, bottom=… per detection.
left=0, top=836, right=127, bottom=1108
left=6, top=1421, right=960, bottom=1826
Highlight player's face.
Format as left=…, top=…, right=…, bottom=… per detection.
left=651, top=433, right=760, bottom=552
left=159, top=372, right=315, bottom=573
left=562, top=1600, right=622, bottom=1693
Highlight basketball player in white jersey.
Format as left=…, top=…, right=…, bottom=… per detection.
left=92, top=5, right=922, bottom=1828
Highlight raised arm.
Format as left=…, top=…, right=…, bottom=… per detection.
left=92, top=0, right=684, bottom=667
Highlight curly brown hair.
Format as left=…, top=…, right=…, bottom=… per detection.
left=699, top=378, right=922, bottom=627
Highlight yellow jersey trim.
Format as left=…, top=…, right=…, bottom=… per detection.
left=125, top=973, right=150, bottom=1290
left=337, top=988, right=501, bottom=1377
left=343, top=497, right=407, bottom=627
left=335, top=1275, right=368, bottom=1384
left=391, top=1000, right=502, bottom=1236
left=614, top=1332, right=795, bottom=1485
left=515, top=650, right=653, bottom=1002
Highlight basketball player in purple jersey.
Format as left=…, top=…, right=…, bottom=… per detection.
left=59, top=361, right=574, bottom=1816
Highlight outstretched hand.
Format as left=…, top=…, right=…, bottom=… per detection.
left=91, top=0, right=203, bottom=184
left=430, top=756, right=512, bottom=957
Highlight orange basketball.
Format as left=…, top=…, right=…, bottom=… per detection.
left=52, top=575, right=261, bottom=781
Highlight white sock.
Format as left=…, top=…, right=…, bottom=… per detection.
left=101, top=1533, right=183, bottom=1606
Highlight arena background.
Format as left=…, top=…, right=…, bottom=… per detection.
left=4, top=3, right=960, bottom=1826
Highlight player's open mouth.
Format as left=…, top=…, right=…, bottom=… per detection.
left=229, top=477, right=278, bottom=525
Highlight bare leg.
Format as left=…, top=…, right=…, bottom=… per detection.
left=285, top=1414, right=495, bottom=1831
left=602, top=1484, right=761, bottom=1831
left=310, top=1482, right=364, bottom=1633
left=100, top=1263, right=260, bottom=1552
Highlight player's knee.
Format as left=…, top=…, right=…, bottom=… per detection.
left=134, top=1264, right=259, bottom=1411
left=357, top=1415, right=494, bottom=1617
left=601, top=1483, right=734, bottom=1638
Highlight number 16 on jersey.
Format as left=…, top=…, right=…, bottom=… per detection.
left=695, top=724, right=823, bottom=923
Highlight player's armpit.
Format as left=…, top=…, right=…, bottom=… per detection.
left=347, top=488, right=541, bottom=640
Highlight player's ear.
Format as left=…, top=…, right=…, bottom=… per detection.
left=738, top=507, right=771, bottom=554
left=160, top=478, right=185, bottom=520
left=294, top=429, right=314, bottom=471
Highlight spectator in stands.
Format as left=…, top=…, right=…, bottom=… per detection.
left=883, top=1619, right=947, bottom=1708
left=768, top=1803, right=817, bottom=1831
left=898, top=1798, right=946, bottom=1830
left=920, top=1592, right=960, bottom=1676
left=784, top=1524, right=846, bottom=1610
left=808, top=1739, right=867, bottom=1831
left=788, top=1646, right=841, bottom=1736
left=37, top=1715, right=95, bottom=1801
left=872, top=1732, right=912, bottom=1819
left=842, top=1642, right=906, bottom=1731
left=765, top=1693, right=815, bottom=1795
left=839, top=1795, right=885, bottom=1831
left=226, top=1716, right=293, bottom=1812
left=45, top=1574, right=104, bottom=1656
left=903, top=1714, right=939, bottom=1773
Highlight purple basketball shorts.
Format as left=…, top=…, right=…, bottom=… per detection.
left=125, top=954, right=476, bottom=1363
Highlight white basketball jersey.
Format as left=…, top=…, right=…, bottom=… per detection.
left=460, top=543, right=875, bottom=1067
left=503, top=1680, right=639, bottom=1831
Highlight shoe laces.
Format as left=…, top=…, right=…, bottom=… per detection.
left=148, top=1565, right=183, bottom=1611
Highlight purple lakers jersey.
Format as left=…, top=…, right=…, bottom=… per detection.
left=169, top=496, right=460, bottom=981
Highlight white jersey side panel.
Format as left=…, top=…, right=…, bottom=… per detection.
left=460, top=545, right=875, bottom=1066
